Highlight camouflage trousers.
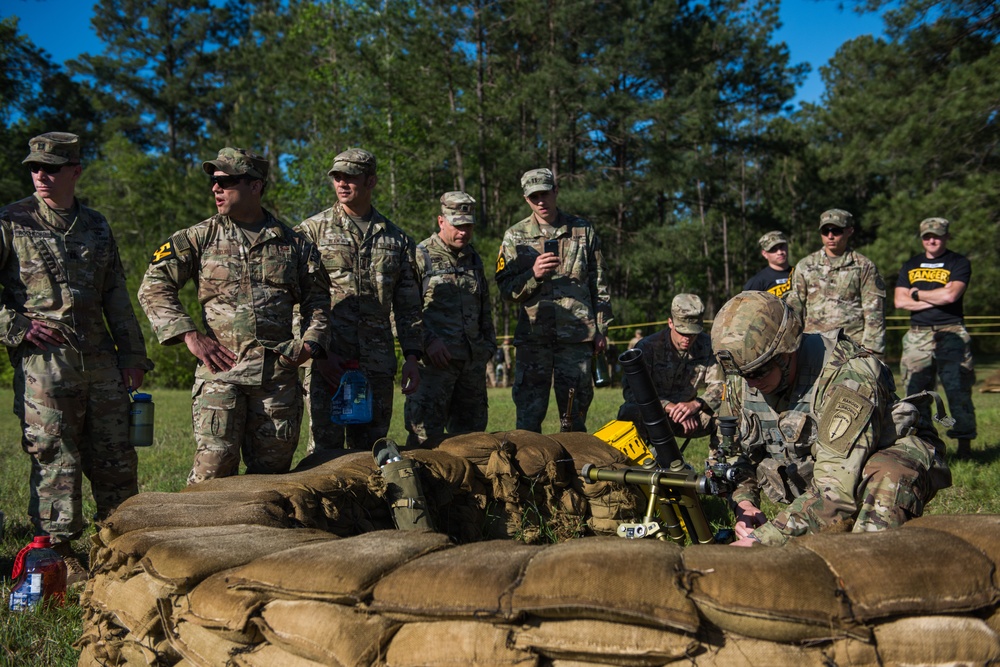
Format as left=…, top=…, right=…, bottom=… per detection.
left=188, top=354, right=302, bottom=486
left=13, top=347, right=137, bottom=544
left=513, top=342, right=593, bottom=432
left=303, top=368, right=393, bottom=451
left=900, top=325, right=977, bottom=439
left=404, top=355, right=489, bottom=446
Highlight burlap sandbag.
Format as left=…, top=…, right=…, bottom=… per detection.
left=99, top=491, right=294, bottom=542
left=692, top=634, right=879, bottom=667
left=434, top=431, right=508, bottom=474
left=370, top=541, right=540, bottom=620
left=84, top=569, right=174, bottom=640
left=140, top=527, right=334, bottom=592
left=494, top=429, right=573, bottom=485
left=253, top=599, right=399, bottom=665
left=873, top=615, right=1000, bottom=665
left=165, top=617, right=249, bottom=667
left=510, top=618, right=697, bottom=666
left=384, top=621, right=537, bottom=667
left=230, top=643, right=331, bottom=667
left=511, top=537, right=700, bottom=632
left=903, top=513, right=1000, bottom=588
left=175, top=569, right=268, bottom=644
left=681, top=543, right=858, bottom=642
left=798, top=526, right=997, bottom=621
left=228, top=530, right=452, bottom=603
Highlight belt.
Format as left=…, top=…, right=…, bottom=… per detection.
left=910, top=322, right=964, bottom=332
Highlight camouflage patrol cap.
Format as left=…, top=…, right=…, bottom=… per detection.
left=329, top=148, right=377, bottom=176
left=670, top=293, right=705, bottom=335
left=22, top=132, right=81, bottom=165
left=521, top=168, right=555, bottom=196
left=758, top=230, right=788, bottom=251
left=440, top=191, right=476, bottom=226
left=818, top=209, right=854, bottom=230
left=711, top=291, right=802, bottom=377
left=202, top=147, right=269, bottom=180
left=919, top=217, right=950, bottom=237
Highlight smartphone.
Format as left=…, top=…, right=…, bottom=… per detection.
left=544, top=239, right=559, bottom=256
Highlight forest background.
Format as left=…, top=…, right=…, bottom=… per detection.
left=1, top=0, right=997, bottom=389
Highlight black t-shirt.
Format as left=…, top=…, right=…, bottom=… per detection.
left=896, top=249, right=971, bottom=326
left=743, top=266, right=793, bottom=299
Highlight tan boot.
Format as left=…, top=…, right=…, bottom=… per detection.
left=956, top=439, right=973, bottom=459
left=51, top=542, right=88, bottom=587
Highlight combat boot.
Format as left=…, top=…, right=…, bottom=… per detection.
left=52, top=541, right=88, bottom=587
left=956, top=439, right=973, bottom=459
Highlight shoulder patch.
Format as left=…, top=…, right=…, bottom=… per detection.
left=818, top=384, right=874, bottom=456
left=496, top=252, right=505, bottom=273
left=150, top=240, right=175, bottom=264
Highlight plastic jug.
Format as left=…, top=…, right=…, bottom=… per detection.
left=129, top=392, right=155, bottom=447
left=331, top=361, right=373, bottom=425
left=8, top=536, right=67, bottom=610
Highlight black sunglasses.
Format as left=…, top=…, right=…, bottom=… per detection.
left=742, top=360, right=776, bottom=381
left=820, top=226, right=845, bottom=237
left=29, top=163, right=76, bottom=175
left=209, top=174, right=248, bottom=189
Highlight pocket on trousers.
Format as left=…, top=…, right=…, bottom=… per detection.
left=195, top=388, right=238, bottom=438
left=22, top=401, right=64, bottom=460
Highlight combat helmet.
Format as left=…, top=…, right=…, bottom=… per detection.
left=711, top=291, right=801, bottom=377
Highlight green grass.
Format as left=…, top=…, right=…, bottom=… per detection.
left=1, top=368, right=999, bottom=666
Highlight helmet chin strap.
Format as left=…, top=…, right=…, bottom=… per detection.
left=772, top=352, right=794, bottom=394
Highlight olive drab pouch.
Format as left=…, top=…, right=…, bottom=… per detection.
left=373, top=439, right=436, bottom=532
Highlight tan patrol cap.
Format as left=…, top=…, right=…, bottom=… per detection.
left=758, top=230, right=788, bottom=251
left=202, top=147, right=269, bottom=180
left=919, top=217, right=950, bottom=237
left=329, top=148, right=376, bottom=176
left=819, top=209, right=854, bottom=229
left=521, top=168, right=555, bottom=196
left=671, top=293, right=705, bottom=335
left=440, top=191, right=476, bottom=226
left=23, top=132, right=81, bottom=165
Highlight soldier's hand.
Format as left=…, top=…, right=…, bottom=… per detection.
left=667, top=400, right=700, bottom=423
left=733, top=500, right=767, bottom=540
left=184, top=331, right=237, bottom=374
left=426, top=339, right=451, bottom=369
left=25, top=320, right=66, bottom=351
left=400, top=356, right=421, bottom=395
left=121, top=368, right=145, bottom=392
left=532, top=252, right=560, bottom=279
left=593, top=333, right=607, bottom=355
left=316, top=354, right=347, bottom=389
left=730, top=535, right=760, bottom=548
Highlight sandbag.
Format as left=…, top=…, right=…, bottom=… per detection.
left=228, top=530, right=452, bottom=603
left=691, top=634, right=879, bottom=667
left=903, top=514, right=1000, bottom=588
left=873, top=615, right=1000, bottom=665
left=494, top=429, right=573, bottom=485
left=371, top=541, right=540, bottom=620
left=175, top=569, right=267, bottom=644
left=230, top=643, right=332, bottom=667
left=384, top=621, right=536, bottom=667
left=164, top=617, right=250, bottom=667
left=434, top=432, right=509, bottom=474
left=511, top=537, right=700, bottom=633
left=84, top=570, right=174, bottom=640
left=253, top=599, right=399, bottom=665
left=510, top=618, right=697, bottom=666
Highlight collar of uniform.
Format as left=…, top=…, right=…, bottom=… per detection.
left=528, top=209, right=568, bottom=237
left=33, top=192, right=83, bottom=232
left=220, top=209, right=285, bottom=241
left=432, top=231, right=475, bottom=259
left=819, top=247, right=855, bottom=267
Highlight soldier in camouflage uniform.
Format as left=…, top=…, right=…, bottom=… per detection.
left=895, top=217, right=976, bottom=458
left=712, top=291, right=950, bottom=546
left=0, top=133, right=152, bottom=577
left=495, top=168, right=613, bottom=432
left=296, top=148, right=423, bottom=450
left=404, top=192, right=496, bottom=446
left=139, top=147, right=330, bottom=485
left=786, top=209, right=886, bottom=356
left=743, top=230, right=793, bottom=299
left=618, top=294, right=723, bottom=450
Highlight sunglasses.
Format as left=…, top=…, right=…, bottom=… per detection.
left=820, top=226, right=845, bottom=237
left=209, top=174, right=248, bottom=189
left=742, top=360, right=776, bottom=381
left=29, top=163, right=76, bottom=175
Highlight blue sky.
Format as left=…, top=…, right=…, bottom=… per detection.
left=2, top=0, right=887, bottom=107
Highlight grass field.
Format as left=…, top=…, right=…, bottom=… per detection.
left=1, top=366, right=999, bottom=666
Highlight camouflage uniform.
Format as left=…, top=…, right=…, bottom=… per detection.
left=618, top=295, right=723, bottom=447
left=404, top=192, right=496, bottom=445
left=296, top=198, right=423, bottom=451
left=139, top=148, right=330, bottom=485
left=495, top=170, right=613, bottom=432
left=0, top=133, right=152, bottom=544
left=714, top=291, right=949, bottom=546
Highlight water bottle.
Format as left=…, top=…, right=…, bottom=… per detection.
left=129, top=392, right=155, bottom=447
left=592, top=353, right=611, bottom=388
left=8, top=536, right=67, bottom=611
left=331, top=361, right=373, bottom=425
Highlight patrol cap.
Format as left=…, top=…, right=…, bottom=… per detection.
left=670, top=293, right=705, bottom=335
left=919, top=217, right=950, bottom=237
left=818, top=209, right=854, bottom=230
left=758, top=230, right=788, bottom=251
left=202, top=147, right=269, bottom=180
left=711, top=291, right=802, bottom=377
left=329, top=148, right=377, bottom=176
left=440, top=191, right=476, bottom=226
left=521, top=168, right=555, bottom=196
left=23, top=132, right=81, bottom=165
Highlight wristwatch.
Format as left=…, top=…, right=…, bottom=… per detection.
left=911, top=288, right=920, bottom=301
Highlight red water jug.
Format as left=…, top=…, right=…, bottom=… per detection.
left=8, top=535, right=67, bottom=610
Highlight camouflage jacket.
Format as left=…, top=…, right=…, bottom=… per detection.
left=138, top=210, right=330, bottom=385
left=724, top=330, right=898, bottom=545
left=415, top=233, right=496, bottom=361
left=620, top=328, right=723, bottom=413
left=494, top=210, right=612, bottom=345
left=0, top=193, right=152, bottom=370
left=786, top=248, right=886, bottom=354
left=296, top=202, right=422, bottom=377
